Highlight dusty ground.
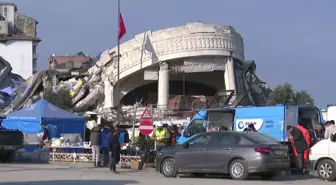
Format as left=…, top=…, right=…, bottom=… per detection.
left=0, top=162, right=332, bottom=185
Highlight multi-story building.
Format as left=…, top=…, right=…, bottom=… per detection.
left=49, top=52, right=98, bottom=72
left=0, top=2, right=41, bottom=79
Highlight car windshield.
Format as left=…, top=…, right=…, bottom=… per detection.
left=243, top=132, right=280, bottom=144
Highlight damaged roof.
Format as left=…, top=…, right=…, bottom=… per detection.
left=49, top=56, right=98, bottom=69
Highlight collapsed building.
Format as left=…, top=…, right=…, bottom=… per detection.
left=0, top=22, right=272, bottom=124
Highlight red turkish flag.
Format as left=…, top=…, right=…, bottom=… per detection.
left=118, top=13, right=126, bottom=40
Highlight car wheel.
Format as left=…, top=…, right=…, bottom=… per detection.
left=192, top=173, right=206, bottom=178
left=259, top=172, right=275, bottom=180
left=317, top=159, right=336, bottom=181
left=229, top=159, right=249, bottom=180
left=161, top=158, right=178, bottom=178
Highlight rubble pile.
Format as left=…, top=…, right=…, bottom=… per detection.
left=0, top=49, right=272, bottom=124
left=0, top=51, right=121, bottom=123
left=0, top=57, right=25, bottom=109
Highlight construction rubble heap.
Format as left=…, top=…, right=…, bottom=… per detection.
left=0, top=50, right=272, bottom=124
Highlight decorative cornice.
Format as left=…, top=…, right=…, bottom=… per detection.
left=100, top=22, right=245, bottom=83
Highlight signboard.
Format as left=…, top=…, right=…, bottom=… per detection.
left=139, top=120, right=154, bottom=135
left=235, top=119, right=264, bottom=131
left=140, top=107, right=152, bottom=120
left=139, top=107, right=153, bottom=135
left=144, top=70, right=158, bottom=80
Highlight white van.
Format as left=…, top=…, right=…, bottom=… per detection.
left=309, top=138, right=336, bottom=181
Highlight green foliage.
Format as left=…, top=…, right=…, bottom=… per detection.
left=134, top=136, right=155, bottom=150
left=44, top=87, right=73, bottom=111
left=267, top=83, right=314, bottom=105
left=293, top=90, right=315, bottom=105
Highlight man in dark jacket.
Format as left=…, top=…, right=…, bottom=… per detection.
left=288, top=125, right=308, bottom=171
left=90, top=125, right=102, bottom=167
left=108, top=125, right=121, bottom=173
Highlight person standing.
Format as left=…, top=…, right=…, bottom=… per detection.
left=90, top=125, right=102, bottom=167
left=153, top=122, right=169, bottom=151
left=288, top=125, right=308, bottom=172
left=325, top=120, right=336, bottom=139
left=297, top=122, right=311, bottom=168
left=40, top=122, right=51, bottom=148
left=170, top=124, right=181, bottom=146
left=101, top=126, right=111, bottom=167
left=108, top=126, right=121, bottom=174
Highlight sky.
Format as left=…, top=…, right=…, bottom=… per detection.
left=3, top=0, right=336, bottom=107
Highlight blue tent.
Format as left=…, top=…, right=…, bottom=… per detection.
left=2, top=99, right=86, bottom=138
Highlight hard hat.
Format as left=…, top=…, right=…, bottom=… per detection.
left=157, top=122, right=163, bottom=127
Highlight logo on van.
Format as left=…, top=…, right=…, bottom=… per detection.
left=238, top=121, right=245, bottom=129
left=235, top=119, right=264, bottom=131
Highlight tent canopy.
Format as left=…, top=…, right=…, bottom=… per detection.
left=3, top=99, right=85, bottom=137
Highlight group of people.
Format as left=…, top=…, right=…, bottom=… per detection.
left=152, top=122, right=181, bottom=151
left=287, top=122, right=311, bottom=173
left=89, top=124, right=129, bottom=173
left=287, top=120, right=336, bottom=173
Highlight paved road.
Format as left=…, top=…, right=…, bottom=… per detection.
left=0, top=163, right=333, bottom=185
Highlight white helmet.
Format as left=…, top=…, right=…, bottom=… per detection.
left=157, top=122, right=163, bottom=127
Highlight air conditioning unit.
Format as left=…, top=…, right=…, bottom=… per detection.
left=0, top=20, right=8, bottom=35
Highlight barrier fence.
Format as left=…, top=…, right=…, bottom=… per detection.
left=49, top=153, right=141, bottom=164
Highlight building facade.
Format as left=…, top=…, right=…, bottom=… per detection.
left=97, top=22, right=270, bottom=112
left=49, top=52, right=98, bottom=72
left=0, top=3, right=40, bottom=79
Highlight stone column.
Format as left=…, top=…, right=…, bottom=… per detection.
left=157, top=61, right=170, bottom=111
left=103, top=80, right=115, bottom=108
left=224, top=57, right=237, bottom=93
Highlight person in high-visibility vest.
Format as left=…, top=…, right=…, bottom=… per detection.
left=153, top=122, right=169, bottom=151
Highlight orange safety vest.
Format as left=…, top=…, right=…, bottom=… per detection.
left=297, top=125, right=311, bottom=147
left=297, top=125, right=310, bottom=168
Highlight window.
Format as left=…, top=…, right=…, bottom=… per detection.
left=3, top=7, right=8, bottom=18
left=187, top=119, right=205, bottom=136
left=208, top=111, right=234, bottom=131
left=189, top=133, right=211, bottom=146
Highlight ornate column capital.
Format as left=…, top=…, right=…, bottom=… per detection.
left=159, top=61, right=169, bottom=70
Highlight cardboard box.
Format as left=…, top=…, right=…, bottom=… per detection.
left=130, top=160, right=143, bottom=170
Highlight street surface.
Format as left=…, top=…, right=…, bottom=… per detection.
left=0, top=163, right=332, bottom=185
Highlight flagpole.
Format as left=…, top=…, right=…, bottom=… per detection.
left=116, top=0, right=121, bottom=126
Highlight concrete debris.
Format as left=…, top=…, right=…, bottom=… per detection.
left=0, top=49, right=271, bottom=125
left=0, top=57, right=25, bottom=109
left=0, top=51, right=123, bottom=124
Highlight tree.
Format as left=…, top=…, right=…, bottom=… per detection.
left=267, top=83, right=315, bottom=105
left=293, top=90, right=315, bottom=105
left=43, top=87, right=73, bottom=111
left=267, top=83, right=295, bottom=105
